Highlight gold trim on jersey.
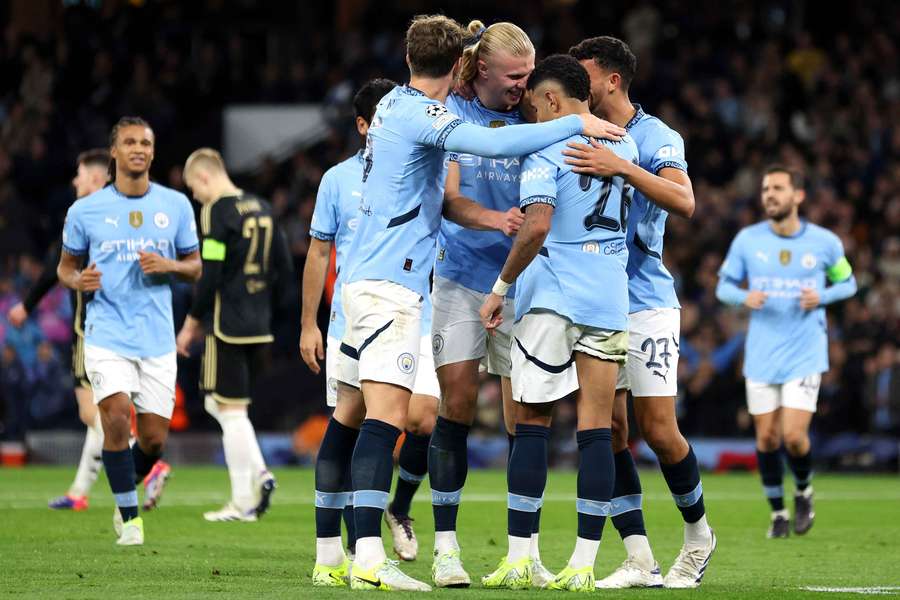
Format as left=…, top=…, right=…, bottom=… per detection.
left=211, top=392, right=251, bottom=405
left=73, top=290, right=85, bottom=336
left=203, top=334, right=217, bottom=390
left=213, top=292, right=274, bottom=345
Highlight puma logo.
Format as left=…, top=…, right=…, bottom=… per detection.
left=105, top=217, right=120, bottom=228
left=653, top=369, right=668, bottom=383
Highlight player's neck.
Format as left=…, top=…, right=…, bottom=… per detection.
left=472, top=80, right=509, bottom=112
left=557, top=99, right=590, bottom=119
left=409, top=74, right=451, bottom=104
left=769, top=213, right=802, bottom=237
left=604, top=94, right=636, bottom=128
left=113, top=173, right=150, bottom=197
left=210, top=179, right=242, bottom=201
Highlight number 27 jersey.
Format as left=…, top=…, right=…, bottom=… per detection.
left=515, top=133, right=639, bottom=331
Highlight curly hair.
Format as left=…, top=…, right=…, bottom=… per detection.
left=569, top=36, right=637, bottom=90
left=526, top=54, right=591, bottom=102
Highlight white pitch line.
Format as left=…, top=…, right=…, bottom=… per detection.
left=800, top=586, right=900, bottom=595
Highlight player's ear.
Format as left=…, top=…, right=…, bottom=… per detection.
left=608, top=72, right=620, bottom=94
left=795, top=188, right=806, bottom=206
left=356, top=116, right=368, bottom=137
left=477, top=57, right=488, bottom=79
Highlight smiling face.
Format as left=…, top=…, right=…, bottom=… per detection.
left=477, top=49, right=535, bottom=110
left=111, top=124, right=154, bottom=178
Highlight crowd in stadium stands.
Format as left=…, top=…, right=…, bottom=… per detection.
left=0, top=2, right=897, bottom=451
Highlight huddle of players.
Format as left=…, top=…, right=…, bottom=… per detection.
left=302, top=16, right=715, bottom=592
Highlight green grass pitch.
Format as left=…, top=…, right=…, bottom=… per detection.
left=0, top=467, right=898, bottom=599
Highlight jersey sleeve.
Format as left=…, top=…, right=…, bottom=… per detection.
left=645, top=126, right=688, bottom=174
left=718, top=231, right=747, bottom=281
left=410, top=100, right=464, bottom=150
left=310, top=170, right=339, bottom=241
left=61, top=205, right=88, bottom=256
left=824, top=232, right=853, bottom=283
left=519, top=152, right=559, bottom=209
left=175, top=195, right=200, bottom=254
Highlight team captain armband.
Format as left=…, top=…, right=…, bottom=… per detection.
left=826, top=256, right=852, bottom=283
left=201, top=238, right=226, bottom=261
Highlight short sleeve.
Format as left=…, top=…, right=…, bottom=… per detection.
left=718, top=231, right=746, bottom=281
left=519, top=152, right=559, bottom=209
left=411, top=100, right=463, bottom=150
left=644, top=126, right=688, bottom=175
left=175, top=195, right=200, bottom=254
left=310, top=170, right=339, bottom=241
left=62, top=206, right=88, bottom=256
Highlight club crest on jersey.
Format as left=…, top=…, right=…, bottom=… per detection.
left=489, top=120, right=506, bottom=128
left=802, top=253, right=817, bottom=269
left=129, top=211, right=143, bottom=228
left=397, top=352, right=416, bottom=374
left=426, top=104, right=448, bottom=117
left=154, top=212, right=170, bottom=229
left=779, top=250, right=791, bottom=265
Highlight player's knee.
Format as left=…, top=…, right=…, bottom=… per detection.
left=611, top=411, right=629, bottom=452
left=756, top=429, right=781, bottom=452
left=406, top=406, right=437, bottom=436
left=438, top=385, right=478, bottom=425
left=782, top=430, right=808, bottom=455
left=140, top=434, right=166, bottom=456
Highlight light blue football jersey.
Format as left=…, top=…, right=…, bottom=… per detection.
left=310, top=149, right=432, bottom=341
left=624, top=104, right=687, bottom=312
left=515, top=132, right=639, bottom=331
left=436, top=94, right=524, bottom=295
left=718, top=221, right=847, bottom=383
left=62, top=183, right=199, bottom=358
left=343, top=84, right=582, bottom=300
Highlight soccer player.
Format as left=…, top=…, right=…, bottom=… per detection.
left=479, top=54, right=638, bottom=591
left=176, top=148, right=290, bottom=522
left=302, top=78, right=443, bottom=581
left=563, top=36, right=715, bottom=588
left=429, top=19, right=556, bottom=588
left=716, top=165, right=857, bottom=538
left=335, top=15, right=624, bottom=591
left=7, top=149, right=110, bottom=511
left=58, top=116, right=201, bottom=545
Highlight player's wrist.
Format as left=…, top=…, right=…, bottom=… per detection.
left=491, top=277, right=512, bottom=297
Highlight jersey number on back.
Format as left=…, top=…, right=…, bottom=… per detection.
left=242, top=216, right=273, bottom=275
left=580, top=174, right=634, bottom=233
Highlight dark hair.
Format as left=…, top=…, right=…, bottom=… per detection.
left=406, top=15, right=466, bottom=78
left=353, top=78, right=398, bottom=123
left=764, top=164, right=805, bottom=190
left=76, top=148, right=110, bottom=170
left=108, top=116, right=153, bottom=180
left=526, top=54, right=591, bottom=102
left=569, top=36, right=637, bottom=90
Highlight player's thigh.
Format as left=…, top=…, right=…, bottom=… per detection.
left=573, top=329, right=627, bottom=430
left=780, top=374, right=821, bottom=415
left=342, top=280, right=422, bottom=393
left=431, top=276, right=489, bottom=371
left=334, top=382, right=366, bottom=428
left=501, top=376, right=517, bottom=435
left=510, top=311, right=579, bottom=406
left=611, top=389, right=629, bottom=452
left=134, top=351, right=177, bottom=421
left=751, top=405, right=782, bottom=450
left=360, top=380, right=412, bottom=429
left=408, top=334, right=439, bottom=435
left=624, top=308, right=680, bottom=398
left=74, top=384, right=97, bottom=426
left=83, top=344, right=139, bottom=406
left=201, top=335, right=252, bottom=408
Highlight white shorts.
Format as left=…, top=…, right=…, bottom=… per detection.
left=336, top=280, right=423, bottom=392
left=326, top=334, right=440, bottom=406
left=746, top=374, right=822, bottom=415
left=616, top=308, right=680, bottom=397
left=83, top=344, right=177, bottom=419
left=511, top=311, right=628, bottom=404
left=431, top=276, right=513, bottom=378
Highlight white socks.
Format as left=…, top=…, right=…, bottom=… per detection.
left=529, top=533, right=541, bottom=561
left=219, top=410, right=264, bottom=511
left=434, top=530, right=460, bottom=555
left=507, top=535, right=531, bottom=562
left=355, top=536, right=387, bottom=570
left=316, top=536, right=345, bottom=567
left=69, top=413, right=104, bottom=497
left=685, top=514, right=713, bottom=549
left=623, top=534, right=656, bottom=570
left=568, top=537, right=601, bottom=570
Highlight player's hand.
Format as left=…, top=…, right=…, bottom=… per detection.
left=578, top=114, right=626, bottom=142
left=451, top=79, right=476, bottom=101
left=745, top=290, right=767, bottom=309
left=498, top=207, right=525, bottom=236
left=799, top=288, right=820, bottom=310
left=176, top=317, right=201, bottom=357
left=6, top=303, right=28, bottom=328
left=563, top=139, right=625, bottom=177
left=479, top=293, right=505, bottom=334
left=77, top=263, right=102, bottom=292
left=138, top=251, right=171, bottom=275
left=300, top=325, right=325, bottom=374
